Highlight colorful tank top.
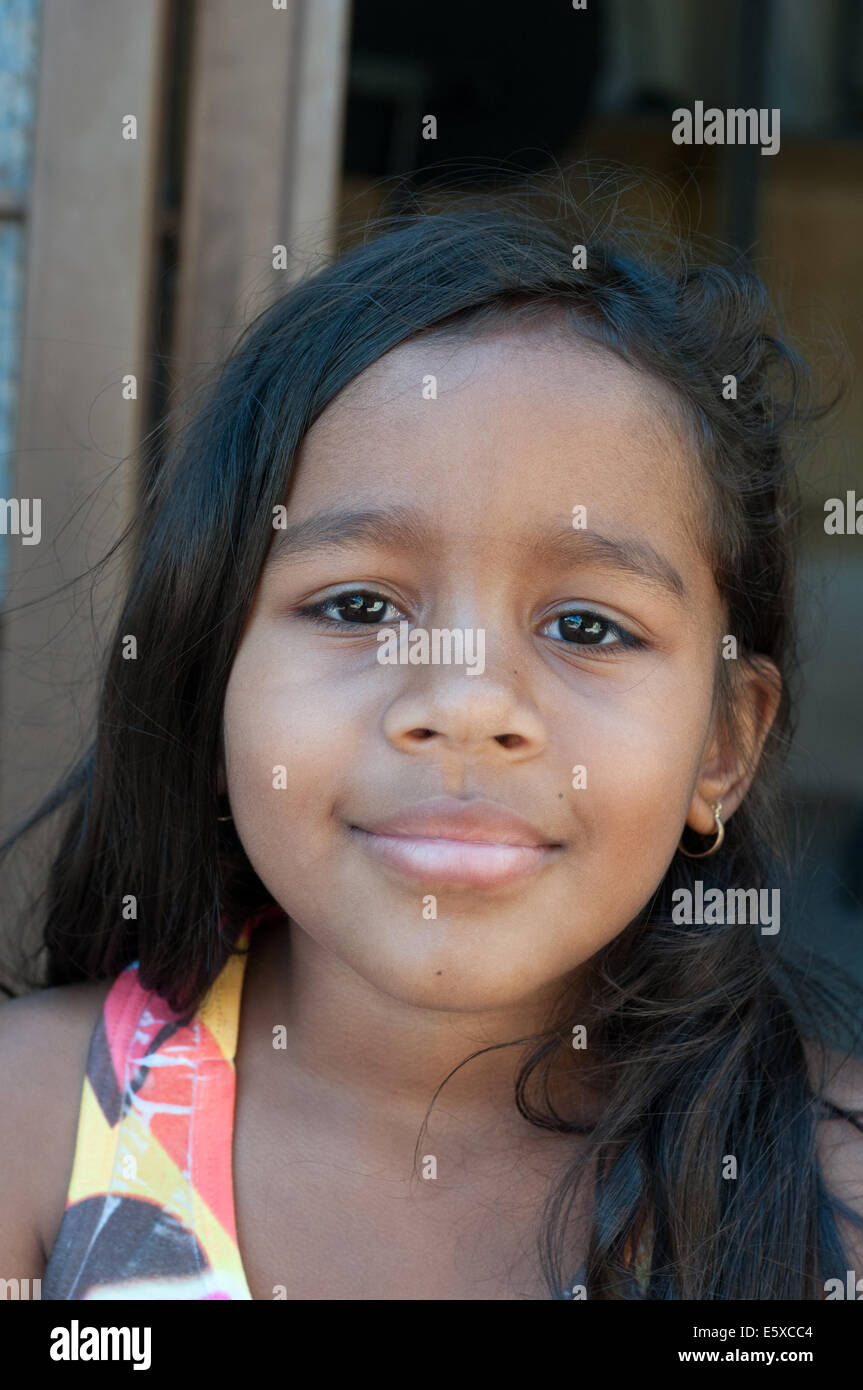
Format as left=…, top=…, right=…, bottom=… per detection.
left=42, top=906, right=651, bottom=1299
left=39, top=911, right=278, bottom=1301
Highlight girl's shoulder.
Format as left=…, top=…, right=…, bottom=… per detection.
left=0, top=976, right=115, bottom=1272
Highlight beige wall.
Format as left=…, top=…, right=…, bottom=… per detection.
left=0, top=0, right=170, bottom=836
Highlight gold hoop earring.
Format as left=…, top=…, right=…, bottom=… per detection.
left=678, top=800, right=724, bottom=858
left=217, top=813, right=233, bottom=822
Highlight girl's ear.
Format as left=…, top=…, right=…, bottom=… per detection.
left=685, top=656, right=782, bottom=834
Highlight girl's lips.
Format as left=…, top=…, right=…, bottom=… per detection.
left=350, top=828, right=560, bottom=888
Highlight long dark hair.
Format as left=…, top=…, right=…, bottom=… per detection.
left=3, top=170, right=862, bottom=1298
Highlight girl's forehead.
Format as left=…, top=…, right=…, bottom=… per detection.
left=330, top=325, right=665, bottom=415
left=291, top=329, right=701, bottom=535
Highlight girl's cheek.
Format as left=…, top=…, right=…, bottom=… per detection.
left=223, top=637, right=361, bottom=842
left=563, top=684, right=709, bottom=869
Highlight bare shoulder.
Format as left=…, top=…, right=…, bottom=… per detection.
left=803, top=1036, right=863, bottom=1265
left=0, top=978, right=114, bottom=1273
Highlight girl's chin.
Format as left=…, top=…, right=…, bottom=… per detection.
left=334, top=940, right=577, bottom=1014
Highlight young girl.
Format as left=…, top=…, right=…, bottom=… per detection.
left=2, top=183, right=862, bottom=1300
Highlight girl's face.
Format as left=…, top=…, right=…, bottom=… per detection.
left=222, top=327, right=758, bottom=1012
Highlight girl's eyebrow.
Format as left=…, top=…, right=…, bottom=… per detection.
left=266, top=504, right=687, bottom=602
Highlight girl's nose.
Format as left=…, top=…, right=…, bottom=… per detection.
left=381, top=671, right=547, bottom=763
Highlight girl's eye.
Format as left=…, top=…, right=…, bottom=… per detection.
left=544, top=610, right=645, bottom=654
left=296, top=593, right=645, bottom=656
left=295, top=591, right=403, bottom=627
